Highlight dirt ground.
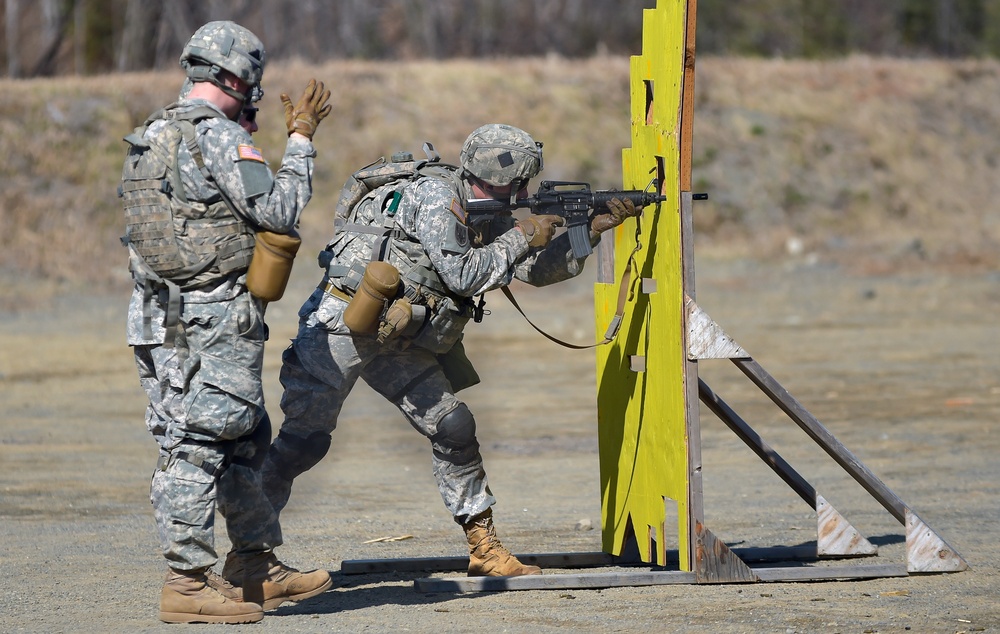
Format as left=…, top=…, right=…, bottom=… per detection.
left=1, top=251, right=998, bottom=633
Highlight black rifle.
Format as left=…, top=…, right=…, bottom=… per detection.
left=466, top=180, right=666, bottom=259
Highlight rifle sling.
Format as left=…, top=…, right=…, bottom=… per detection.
left=500, top=251, right=634, bottom=350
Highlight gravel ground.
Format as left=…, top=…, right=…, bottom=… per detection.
left=1, top=255, right=997, bottom=633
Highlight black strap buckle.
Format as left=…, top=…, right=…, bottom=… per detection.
left=473, top=295, right=489, bottom=323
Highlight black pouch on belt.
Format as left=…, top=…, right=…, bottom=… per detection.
left=435, top=339, right=480, bottom=392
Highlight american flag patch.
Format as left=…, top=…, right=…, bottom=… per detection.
left=449, top=198, right=467, bottom=223
left=237, top=144, right=265, bottom=162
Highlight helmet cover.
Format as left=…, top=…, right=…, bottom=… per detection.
left=459, top=124, right=543, bottom=188
left=179, top=21, right=266, bottom=101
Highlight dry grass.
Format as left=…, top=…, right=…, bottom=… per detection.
left=2, top=55, right=999, bottom=285
left=691, top=55, right=1000, bottom=273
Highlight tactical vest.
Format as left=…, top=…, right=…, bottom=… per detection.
left=323, top=146, right=465, bottom=303
left=119, top=104, right=256, bottom=292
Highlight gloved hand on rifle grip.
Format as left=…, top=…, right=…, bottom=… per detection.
left=280, top=79, right=332, bottom=140
left=517, top=214, right=564, bottom=248
left=591, top=196, right=641, bottom=234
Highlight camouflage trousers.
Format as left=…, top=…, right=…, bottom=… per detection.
left=267, top=289, right=494, bottom=525
left=134, top=291, right=281, bottom=571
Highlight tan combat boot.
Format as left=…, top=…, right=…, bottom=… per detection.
left=239, top=551, right=333, bottom=611
left=463, top=508, right=542, bottom=577
left=159, top=568, right=263, bottom=624
left=206, top=569, right=242, bottom=601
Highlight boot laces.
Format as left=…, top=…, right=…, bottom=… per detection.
left=206, top=570, right=236, bottom=591
left=268, top=559, right=303, bottom=583
left=471, top=519, right=511, bottom=556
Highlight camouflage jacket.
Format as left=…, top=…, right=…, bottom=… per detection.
left=127, top=98, right=316, bottom=346
left=319, top=168, right=589, bottom=352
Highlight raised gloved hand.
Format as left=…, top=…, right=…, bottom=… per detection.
left=516, top=214, right=564, bottom=248
left=280, top=79, right=332, bottom=140
left=590, top=197, right=642, bottom=234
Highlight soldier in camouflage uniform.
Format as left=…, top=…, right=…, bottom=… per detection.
left=121, top=21, right=334, bottom=623
left=242, top=124, right=641, bottom=578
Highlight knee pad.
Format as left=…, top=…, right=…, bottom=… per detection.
left=430, top=403, right=479, bottom=465
left=267, top=429, right=332, bottom=480
left=230, top=411, right=273, bottom=470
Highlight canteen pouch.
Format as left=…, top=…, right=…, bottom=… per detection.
left=343, top=261, right=400, bottom=334
left=246, top=229, right=302, bottom=302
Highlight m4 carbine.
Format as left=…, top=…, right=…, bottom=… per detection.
left=466, top=180, right=666, bottom=259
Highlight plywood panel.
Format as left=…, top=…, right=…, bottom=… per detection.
left=594, top=0, right=690, bottom=569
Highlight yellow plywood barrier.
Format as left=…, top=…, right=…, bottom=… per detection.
left=594, top=0, right=692, bottom=569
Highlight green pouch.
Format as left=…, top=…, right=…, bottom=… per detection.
left=436, top=339, right=480, bottom=392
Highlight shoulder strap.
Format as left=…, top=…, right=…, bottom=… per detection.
left=171, top=111, right=258, bottom=230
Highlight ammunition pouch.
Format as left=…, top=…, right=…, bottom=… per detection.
left=410, top=294, right=474, bottom=354
left=378, top=297, right=431, bottom=341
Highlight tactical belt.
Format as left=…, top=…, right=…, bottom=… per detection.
left=321, top=279, right=352, bottom=303
left=157, top=451, right=222, bottom=478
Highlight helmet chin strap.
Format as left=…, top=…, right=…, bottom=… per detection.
left=508, top=178, right=523, bottom=205
left=185, top=63, right=252, bottom=116
left=216, top=83, right=250, bottom=121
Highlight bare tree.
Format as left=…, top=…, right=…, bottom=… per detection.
left=30, top=0, right=74, bottom=76
left=6, top=0, right=20, bottom=77
left=116, top=0, right=162, bottom=71
left=74, top=0, right=86, bottom=74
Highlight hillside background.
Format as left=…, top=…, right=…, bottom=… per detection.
left=2, top=54, right=999, bottom=286
left=2, top=0, right=1000, bottom=285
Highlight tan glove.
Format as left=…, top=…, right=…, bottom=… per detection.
left=279, top=79, right=332, bottom=140
left=517, top=214, right=564, bottom=248
left=591, top=197, right=642, bottom=234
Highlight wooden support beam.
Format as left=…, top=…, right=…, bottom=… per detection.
left=699, top=378, right=878, bottom=557
left=412, top=564, right=908, bottom=594
left=906, top=509, right=969, bottom=573
left=694, top=522, right=758, bottom=583
left=341, top=544, right=879, bottom=577
left=732, top=357, right=908, bottom=523
left=699, top=377, right=816, bottom=503
left=341, top=552, right=618, bottom=575
left=731, top=357, right=967, bottom=572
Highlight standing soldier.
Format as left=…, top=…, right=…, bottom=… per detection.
left=120, top=21, right=333, bottom=623
left=231, top=124, right=640, bottom=580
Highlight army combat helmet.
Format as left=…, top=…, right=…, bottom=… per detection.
left=460, top=124, right=543, bottom=202
left=179, top=21, right=266, bottom=105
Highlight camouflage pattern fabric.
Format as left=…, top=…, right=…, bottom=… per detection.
left=126, top=98, right=315, bottom=346
left=126, top=98, right=315, bottom=571
left=265, top=169, right=592, bottom=525
left=459, top=123, right=541, bottom=187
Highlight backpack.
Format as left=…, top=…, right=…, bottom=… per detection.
left=324, top=143, right=461, bottom=289
left=334, top=142, right=454, bottom=222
